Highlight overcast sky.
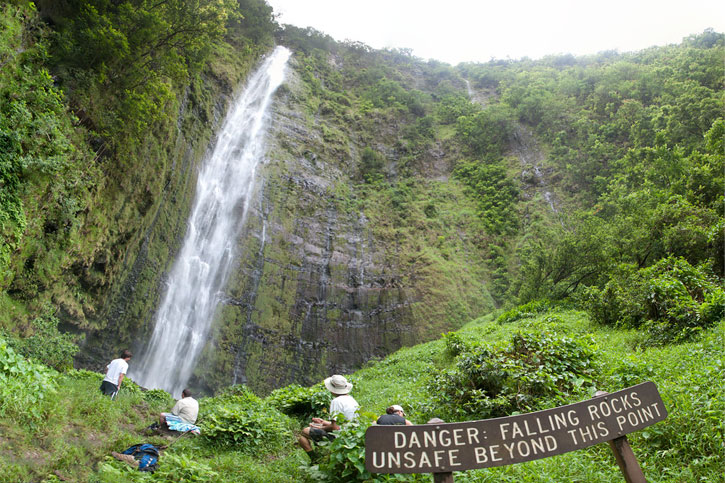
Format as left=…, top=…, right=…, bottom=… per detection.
left=266, top=0, right=725, bottom=64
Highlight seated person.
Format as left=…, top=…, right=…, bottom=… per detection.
left=376, top=404, right=413, bottom=425
left=298, top=375, right=359, bottom=462
left=159, top=388, right=200, bottom=434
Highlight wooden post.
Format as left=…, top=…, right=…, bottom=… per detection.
left=427, top=418, right=455, bottom=482
left=433, top=472, right=454, bottom=483
left=595, top=391, right=647, bottom=483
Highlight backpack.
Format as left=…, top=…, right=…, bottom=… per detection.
left=121, top=443, right=160, bottom=472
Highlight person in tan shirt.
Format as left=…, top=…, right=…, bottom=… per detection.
left=160, top=388, right=199, bottom=428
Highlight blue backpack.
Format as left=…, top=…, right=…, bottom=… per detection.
left=121, top=443, right=160, bottom=472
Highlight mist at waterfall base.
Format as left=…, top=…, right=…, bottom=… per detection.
left=128, top=47, right=291, bottom=397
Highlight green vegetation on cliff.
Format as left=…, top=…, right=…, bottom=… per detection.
left=1, top=0, right=277, bottom=363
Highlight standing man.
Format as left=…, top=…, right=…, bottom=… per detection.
left=100, top=349, right=132, bottom=398
left=298, top=374, right=359, bottom=462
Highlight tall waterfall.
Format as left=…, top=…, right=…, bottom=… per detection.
left=129, top=47, right=291, bottom=396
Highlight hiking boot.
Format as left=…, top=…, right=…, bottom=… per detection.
left=306, top=449, right=320, bottom=463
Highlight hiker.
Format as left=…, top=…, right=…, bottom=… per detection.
left=159, top=388, right=199, bottom=432
left=376, top=404, right=413, bottom=425
left=298, top=375, right=359, bottom=461
left=100, top=350, right=132, bottom=398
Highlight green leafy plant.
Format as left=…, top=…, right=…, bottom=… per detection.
left=142, top=388, right=174, bottom=407
left=201, top=385, right=292, bottom=453
left=265, top=383, right=331, bottom=422
left=427, top=331, right=597, bottom=420
left=0, top=337, right=57, bottom=423
left=9, top=306, right=80, bottom=370
left=314, top=417, right=373, bottom=481
left=583, top=256, right=725, bottom=342
left=497, top=299, right=553, bottom=324
left=153, top=452, right=219, bottom=482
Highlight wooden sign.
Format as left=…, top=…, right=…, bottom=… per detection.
left=365, top=381, right=666, bottom=474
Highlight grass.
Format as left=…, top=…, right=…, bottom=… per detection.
left=1, top=311, right=723, bottom=482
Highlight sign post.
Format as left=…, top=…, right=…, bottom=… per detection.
left=365, top=382, right=667, bottom=481
left=595, top=390, right=647, bottom=483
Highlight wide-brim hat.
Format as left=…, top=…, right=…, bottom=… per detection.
left=324, top=375, right=353, bottom=395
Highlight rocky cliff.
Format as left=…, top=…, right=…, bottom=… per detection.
left=188, top=51, right=496, bottom=394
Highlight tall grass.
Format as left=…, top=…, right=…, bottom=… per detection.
left=1, top=315, right=723, bottom=481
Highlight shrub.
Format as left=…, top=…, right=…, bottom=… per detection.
left=0, top=337, right=57, bottom=423
left=427, top=331, right=597, bottom=421
left=9, top=306, right=80, bottom=370
left=201, top=385, right=292, bottom=453
left=142, top=388, right=174, bottom=407
left=584, top=256, right=725, bottom=342
left=313, top=417, right=374, bottom=482
left=497, top=299, right=553, bottom=324
left=265, top=383, right=331, bottom=422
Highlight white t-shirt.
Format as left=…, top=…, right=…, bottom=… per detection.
left=329, top=394, right=359, bottom=423
left=172, top=397, right=199, bottom=424
left=103, top=358, right=129, bottom=386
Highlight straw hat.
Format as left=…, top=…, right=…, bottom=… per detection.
left=324, top=375, right=353, bottom=395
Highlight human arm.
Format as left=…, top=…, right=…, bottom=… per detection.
left=117, top=372, right=125, bottom=388
left=310, top=417, right=340, bottom=431
left=171, top=399, right=182, bottom=416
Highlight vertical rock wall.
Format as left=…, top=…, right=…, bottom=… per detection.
left=190, top=59, right=494, bottom=394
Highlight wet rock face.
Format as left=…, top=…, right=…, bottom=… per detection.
left=191, top=64, right=436, bottom=394
left=94, top=52, right=492, bottom=395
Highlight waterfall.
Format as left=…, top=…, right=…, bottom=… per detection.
left=464, top=79, right=473, bottom=99
left=129, top=46, right=291, bottom=396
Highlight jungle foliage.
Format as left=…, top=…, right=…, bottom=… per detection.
left=0, top=0, right=276, bottom=336
left=280, top=26, right=723, bottom=346
left=0, top=5, right=723, bottom=482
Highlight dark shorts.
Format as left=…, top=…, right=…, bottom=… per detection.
left=309, top=427, right=336, bottom=442
left=100, top=380, right=118, bottom=396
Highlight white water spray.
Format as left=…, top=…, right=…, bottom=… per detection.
left=129, top=47, right=291, bottom=395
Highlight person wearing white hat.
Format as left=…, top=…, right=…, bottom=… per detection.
left=297, top=374, right=359, bottom=462
left=376, top=404, right=413, bottom=425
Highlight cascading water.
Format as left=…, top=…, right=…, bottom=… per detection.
left=129, top=47, right=291, bottom=396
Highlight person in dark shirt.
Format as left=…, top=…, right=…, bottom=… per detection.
left=376, top=405, right=413, bottom=425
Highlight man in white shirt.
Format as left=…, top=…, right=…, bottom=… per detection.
left=160, top=388, right=199, bottom=430
left=100, top=350, right=132, bottom=398
left=298, top=374, right=359, bottom=462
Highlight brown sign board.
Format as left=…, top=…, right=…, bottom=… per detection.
left=365, top=381, right=667, bottom=474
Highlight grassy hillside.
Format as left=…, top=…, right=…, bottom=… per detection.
left=2, top=306, right=722, bottom=481
left=1, top=1, right=722, bottom=395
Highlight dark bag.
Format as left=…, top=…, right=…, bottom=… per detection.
left=121, top=443, right=160, bottom=472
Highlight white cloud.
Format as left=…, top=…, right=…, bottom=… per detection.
left=267, top=0, right=725, bottom=64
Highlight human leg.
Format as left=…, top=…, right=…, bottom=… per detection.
left=298, top=426, right=313, bottom=452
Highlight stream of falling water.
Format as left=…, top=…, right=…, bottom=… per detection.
left=129, top=47, right=291, bottom=396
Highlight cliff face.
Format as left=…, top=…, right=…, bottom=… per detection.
left=188, top=54, right=495, bottom=394
left=73, top=78, right=229, bottom=367
left=79, top=47, right=497, bottom=394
